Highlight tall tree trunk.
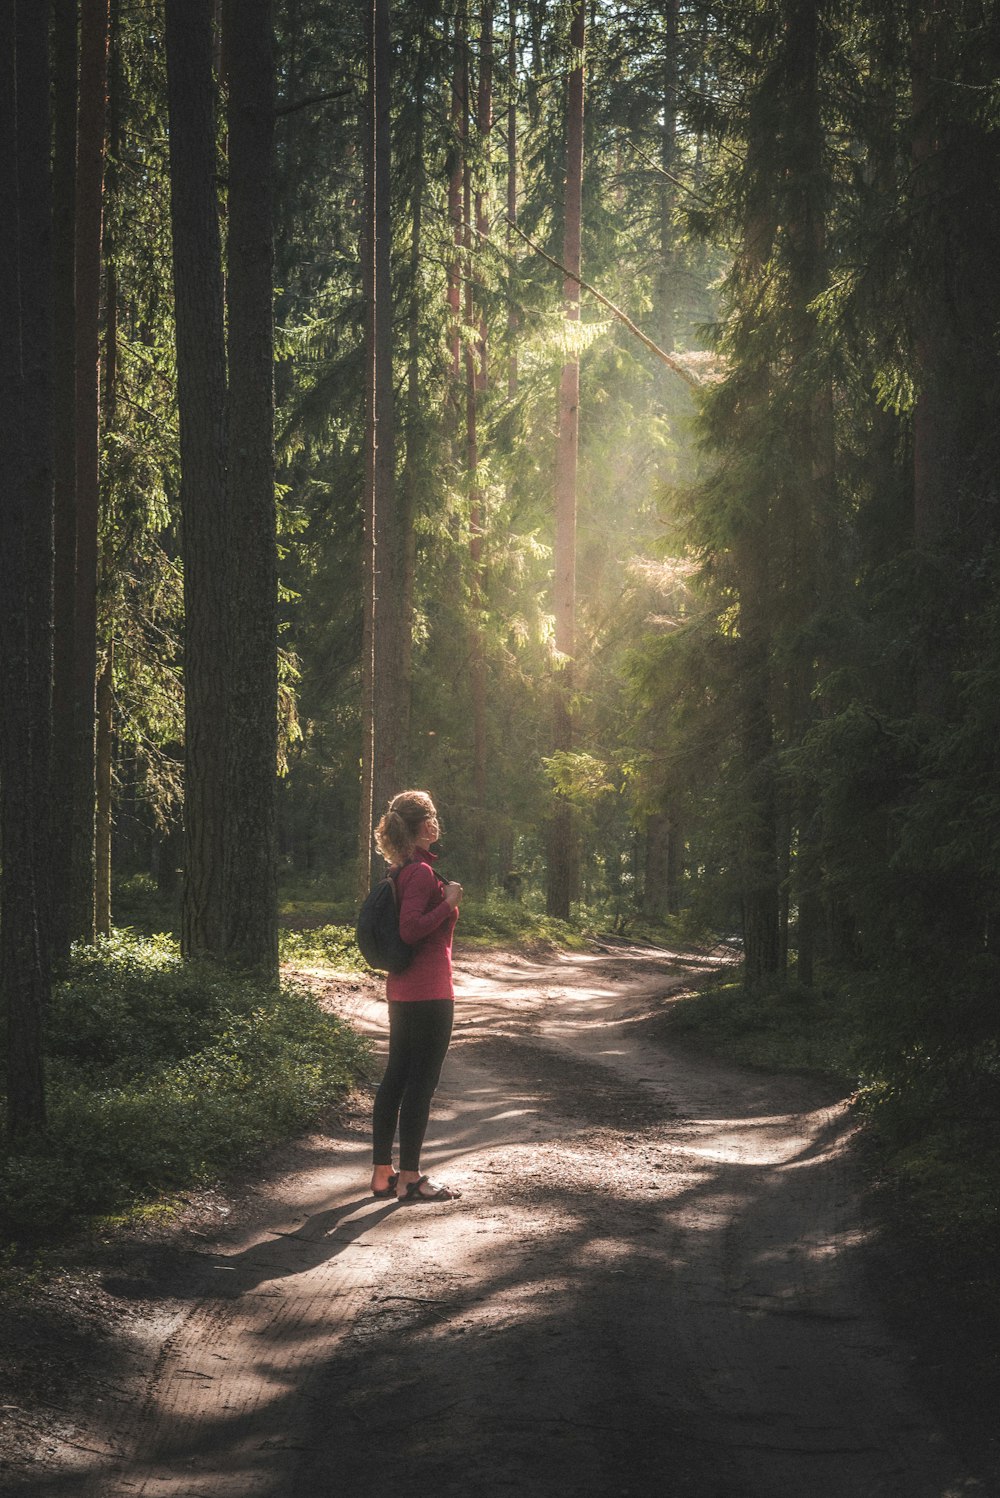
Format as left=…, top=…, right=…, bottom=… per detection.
left=1, top=0, right=55, bottom=1138
left=356, top=2, right=377, bottom=895
left=50, top=0, right=78, bottom=966
left=94, top=0, right=122, bottom=940
left=658, top=0, right=678, bottom=352
left=71, top=0, right=111, bottom=945
left=95, top=645, right=113, bottom=934
left=546, top=0, right=585, bottom=920
left=358, top=0, right=401, bottom=889
left=506, top=0, right=518, bottom=397
left=738, top=561, right=781, bottom=989
left=910, top=1, right=950, bottom=552
left=786, top=0, right=834, bottom=986
left=642, top=811, right=670, bottom=921
left=370, top=0, right=403, bottom=819
left=446, top=9, right=465, bottom=381
left=467, top=0, right=492, bottom=893
left=165, top=0, right=229, bottom=957
left=222, top=0, right=278, bottom=976
left=400, top=18, right=427, bottom=777
left=640, top=0, right=681, bottom=894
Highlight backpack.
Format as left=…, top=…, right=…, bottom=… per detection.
left=356, top=869, right=414, bottom=974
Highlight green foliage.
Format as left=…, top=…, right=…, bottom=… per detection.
left=278, top=923, right=365, bottom=969
left=663, top=975, right=858, bottom=1079
left=453, top=895, right=588, bottom=951
left=0, top=934, right=372, bottom=1236
left=110, top=873, right=179, bottom=936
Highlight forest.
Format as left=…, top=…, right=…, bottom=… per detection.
left=1, top=0, right=998, bottom=1310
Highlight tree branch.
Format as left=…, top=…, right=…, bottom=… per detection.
left=626, top=138, right=714, bottom=209
left=275, top=87, right=353, bottom=119
left=502, top=218, right=703, bottom=389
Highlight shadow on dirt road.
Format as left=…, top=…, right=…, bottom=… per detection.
left=2, top=947, right=991, bottom=1498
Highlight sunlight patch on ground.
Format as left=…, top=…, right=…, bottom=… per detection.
left=659, top=1107, right=843, bottom=1168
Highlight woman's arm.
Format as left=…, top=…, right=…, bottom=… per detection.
left=397, top=864, right=455, bottom=944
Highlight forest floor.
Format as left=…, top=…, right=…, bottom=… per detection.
left=1, top=942, right=996, bottom=1497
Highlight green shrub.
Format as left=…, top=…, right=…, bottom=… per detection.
left=0, top=934, right=372, bottom=1236
left=450, top=895, right=589, bottom=949
left=111, top=872, right=178, bottom=936
left=278, top=923, right=366, bottom=969
left=663, top=974, right=858, bottom=1078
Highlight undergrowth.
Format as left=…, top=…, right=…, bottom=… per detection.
left=662, top=974, right=858, bottom=1079
left=0, top=931, right=372, bottom=1238
left=277, top=898, right=592, bottom=969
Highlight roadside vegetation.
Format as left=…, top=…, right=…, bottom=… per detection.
left=0, top=929, right=371, bottom=1242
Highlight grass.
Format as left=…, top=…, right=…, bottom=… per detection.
left=661, top=971, right=858, bottom=1080
left=0, top=930, right=373, bottom=1239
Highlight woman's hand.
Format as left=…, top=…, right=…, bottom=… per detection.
left=443, top=880, right=463, bottom=908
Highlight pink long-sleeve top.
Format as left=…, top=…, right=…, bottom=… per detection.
left=385, top=847, right=458, bottom=1002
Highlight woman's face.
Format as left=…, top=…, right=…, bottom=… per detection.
left=416, top=810, right=439, bottom=848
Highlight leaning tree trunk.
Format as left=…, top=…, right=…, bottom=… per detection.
left=546, top=0, right=585, bottom=920
left=222, top=0, right=278, bottom=977
left=1, top=0, right=55, bottom=1139
left=165, top=0, right=230, bottom=958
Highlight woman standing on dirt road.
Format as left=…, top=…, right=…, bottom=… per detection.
left=370, top=790, right=464, bottom=1204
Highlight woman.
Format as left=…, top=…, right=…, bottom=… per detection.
left=369, top=790, right=463, bottom=1203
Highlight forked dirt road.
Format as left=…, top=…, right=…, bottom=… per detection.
left=5, top=946, right=991, bottom=1497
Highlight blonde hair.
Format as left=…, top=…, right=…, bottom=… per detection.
left=374, top=789, right=437, bottom=867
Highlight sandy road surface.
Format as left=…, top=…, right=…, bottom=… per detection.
left=5, top=946, right=990, bottom=1498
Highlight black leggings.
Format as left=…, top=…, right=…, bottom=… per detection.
left=372, top=999, right=454, bottom=1173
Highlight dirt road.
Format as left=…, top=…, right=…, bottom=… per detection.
left=5, top=946, right=990, bottom=1497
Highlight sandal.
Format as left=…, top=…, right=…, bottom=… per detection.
left=398, top=1175, right=461, bottom=1203
left=371, top=1172, right=399, bottom=1199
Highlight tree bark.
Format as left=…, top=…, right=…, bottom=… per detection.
left=446, top=9, right=465, bottom=381
left=95, top=645, right=113, bottom=935
left=94, top=0, right=122, bottom=940
left=642, top=812, right=670, bottom=921
left=71, top=0, right=111, bottom=945
left=467, top=0, right=493, bottom=893
left=910, top=1, right=951, bottom=551
left=400, top=19, right=427, bottom=788
left=221, top=0, right=278, bottom=976
left=506, top=0, right=518, bottom=397
left=658, top=0, right=678, bottom=352
left=165, top=0, right=230, bottom=957
left=358, top=0, right=401, bottom=889
left=1, top=0, right=54, bottom=1138
left=370, top=0, right=403, bottom=824
left=546, top=0, right=585, bottom=920
left=50, top=0, right=78, bottom=967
